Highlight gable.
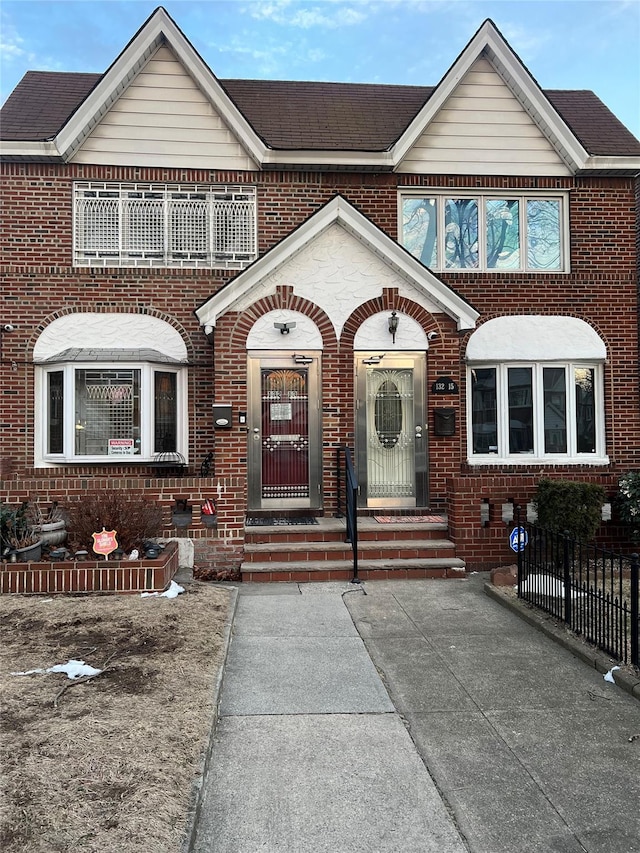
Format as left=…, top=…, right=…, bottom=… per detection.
left=195, top=195, right=479, bottom=334
left=397, top=56, right=571, bottom=176
left=71, top=45, right=257, bottom=170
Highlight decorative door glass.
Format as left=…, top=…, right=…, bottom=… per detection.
left=260, top=368, right=309, bottom=500
left=366, top=368, right=415, bottom=500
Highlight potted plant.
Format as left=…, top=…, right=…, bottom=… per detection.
left=1, top=503, right=42, bottom=562
left=30, top=501, right=67, bottom=546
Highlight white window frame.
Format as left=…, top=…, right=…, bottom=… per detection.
left=466, top=361, right=607, bottom=465
left=398, top=189, right=570, bottom=273
left=36, top=361, right=188, bottom=466
left=73, top=182, right=257, bottom=270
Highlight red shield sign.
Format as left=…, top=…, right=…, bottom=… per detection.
left=92, top=528, right=118, bottom=558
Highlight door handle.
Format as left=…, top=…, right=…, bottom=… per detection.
left=415, top=426, right=423, bottom=439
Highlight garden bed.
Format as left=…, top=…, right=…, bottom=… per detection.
left=0, top=541, right=178, bottom=595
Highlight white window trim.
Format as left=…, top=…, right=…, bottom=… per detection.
left=466, top=361, right=608, bottom=466
left=73, top=181, right=257, bottom=270
left=35, top=362, right=188, bottom=467
left=398, top=188, right=570, bottom=273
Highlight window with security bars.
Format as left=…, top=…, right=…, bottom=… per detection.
left=74, top=182, right=257, bottom=269
left=41, top=363, right=184, bottom=461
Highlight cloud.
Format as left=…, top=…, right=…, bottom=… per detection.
left=0, top=14, right=27, bottom=63
left=247, top=0, right=367, bottom=29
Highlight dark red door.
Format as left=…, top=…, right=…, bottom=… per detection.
left=260, top=368, right=309, bottom=500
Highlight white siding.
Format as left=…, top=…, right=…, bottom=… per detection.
left=397, top=56, right=571, bottom=176
left=72, top=46, right=257, bottom=170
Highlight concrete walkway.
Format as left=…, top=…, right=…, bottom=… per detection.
left=192, top=575, right=640, bottom=853
left=191, top=582, right=467, bottom=853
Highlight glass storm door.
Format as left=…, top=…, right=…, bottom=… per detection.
left=356, top=353, right=427, bottom=508
left=247, top=353, right=322, bottom=510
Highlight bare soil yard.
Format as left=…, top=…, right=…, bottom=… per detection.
left=0, top=583, right=231, bottom=853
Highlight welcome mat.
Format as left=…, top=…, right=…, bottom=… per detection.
left=246, top=517, right=319, bottom=526
left=374, top=515, right=445, bottom=524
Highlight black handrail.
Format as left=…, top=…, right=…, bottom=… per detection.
left=336, top=446, right=359, bottom=582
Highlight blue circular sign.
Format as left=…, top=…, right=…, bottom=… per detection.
left=509, top=526, right=528, bottom=552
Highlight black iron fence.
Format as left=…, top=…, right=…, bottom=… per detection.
left=336, top=446, right=359, bottom=582
left=515, top=509, right=639, bottom=666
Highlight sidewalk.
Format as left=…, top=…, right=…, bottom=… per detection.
left=191, top=576, right=640, bottom=853
left=191, top=582, right=467, bottom=853
left=346, top=575, right=640, bottom=853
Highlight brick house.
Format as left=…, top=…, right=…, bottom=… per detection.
left=1, top=7, right=639, bottom=580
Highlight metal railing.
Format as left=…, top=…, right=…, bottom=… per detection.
left=336, top=446, right=359, bottom=582
left=515, top=508, right=639, bottom=666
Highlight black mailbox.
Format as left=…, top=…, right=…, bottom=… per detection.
left=433, top=407, right=456, bottom=436
left=212, top=404, right=233, bottom=429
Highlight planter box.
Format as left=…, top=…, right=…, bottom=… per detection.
left=0, top=541, right=178, bottom=595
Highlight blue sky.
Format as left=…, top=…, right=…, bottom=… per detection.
left=1, top=0, right=639, bottom=137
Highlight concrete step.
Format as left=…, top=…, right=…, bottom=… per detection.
left=243, top=538, right=458, bottom=563
left=241, top=557, right=467, bottom=583
left=244, top=517, right=449, bottom=545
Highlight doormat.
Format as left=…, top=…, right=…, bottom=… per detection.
left=374, top=515, right=445, bottom=524
left=246, top=517, right=319, bottom=526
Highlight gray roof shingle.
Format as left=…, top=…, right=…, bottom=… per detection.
left=1, top=70, right=639, bottom=156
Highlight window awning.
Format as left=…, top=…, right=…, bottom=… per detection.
left=39, top=348, right=188, bottom=365
left=466, top=316, right=606, bottom=362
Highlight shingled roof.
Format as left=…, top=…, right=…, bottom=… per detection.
left=2, top=69, right=639, bottom=156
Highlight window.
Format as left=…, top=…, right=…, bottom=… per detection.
left=469, top=363, right=604, bottom=462
left=400, top=192, right=566, bottom=272
left=74, top=182, right=257, bottom=269
left=40, top=362, right=185, bottom=462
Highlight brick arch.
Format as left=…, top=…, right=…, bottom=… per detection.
left=29, top=305, right=197, bottom=361
left=341, top=291, right=443, bottom=349
left=227, top=288, right=338, bottom=353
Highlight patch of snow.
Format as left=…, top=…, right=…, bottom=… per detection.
left=520, top=574, right=585, bottom=599
left=140, top=580, right=185, bottom=599
left=12, top=659, right=102, bottom=680
left=604, top=666, right=621, bottom=684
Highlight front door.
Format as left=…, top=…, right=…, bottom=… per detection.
left=355, top=352, right=427, bottom=507
left=247, top=352, right=322, bottom=510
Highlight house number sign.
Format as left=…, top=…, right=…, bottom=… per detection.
left=431, top=376, right=459, bottom=394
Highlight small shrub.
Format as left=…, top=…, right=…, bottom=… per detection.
left=617, top=471, right=640, bottom=543
left=67, top=491, right=163, bottom=555
left=533, top=478, right=605, bottom=542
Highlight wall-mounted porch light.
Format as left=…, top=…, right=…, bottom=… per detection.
left=480, top=499, right=490, bottom=527
left=274, top=322, right=296, bottom=335
left=388, top=311, right=399, bottom=344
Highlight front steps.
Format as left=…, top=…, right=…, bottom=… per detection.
left=241, top=517, right=465, bottom=582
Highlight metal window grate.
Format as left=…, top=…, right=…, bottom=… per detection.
left=74, top=182, right=257, bottom=269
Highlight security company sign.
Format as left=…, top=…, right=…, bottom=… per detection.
left=509, top=526, right=528, bottom=552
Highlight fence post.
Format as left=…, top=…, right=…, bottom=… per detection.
left=516, top=505, right=523, bottom=594
left=563, top=531, right=571, bottom=625
left=631, top=553, right=639, bottom=667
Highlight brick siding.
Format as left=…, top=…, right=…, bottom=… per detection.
left=2, top=164, right=639, bottom=569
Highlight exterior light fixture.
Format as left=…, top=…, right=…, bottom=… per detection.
left=274, top=322, right=296, bottom=335
left=388, top=310, right=399, bottom=343
left=480, top=499, right=490, bottom=527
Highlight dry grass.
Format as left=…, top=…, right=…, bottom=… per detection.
left=0, top=583, right=231, bottom=853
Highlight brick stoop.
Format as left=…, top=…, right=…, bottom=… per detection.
left=241, top=517, right=466, bottom=582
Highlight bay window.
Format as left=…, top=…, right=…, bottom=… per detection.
left=469, top=363, right=602, bottom=462
left=400, top=191, right=566, bottom=272
left=40, top=361, right=185, bottom=463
